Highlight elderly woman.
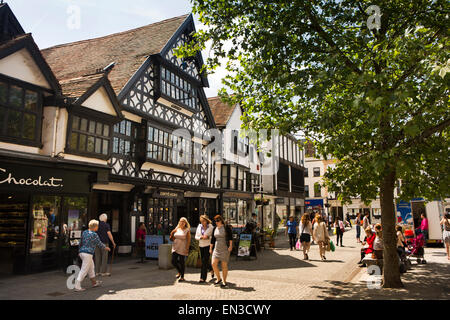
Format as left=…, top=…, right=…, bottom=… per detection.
left=170, top=217, right=191, bottom=282
left=313, top=214, right=329, bottom=261
left=195, top=215, right=214, bottom=283
left=75, top=220, right=111, bottom=292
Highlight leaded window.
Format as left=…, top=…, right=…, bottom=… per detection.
left=147, top=125, right=191, bottom=166
left=161, top=67, right=197, bottom=110
left=0, top=81, right=41, bottom=144
left=68, top=115, right=111, bottom=157
left=113, top=120, right=136, bottom=157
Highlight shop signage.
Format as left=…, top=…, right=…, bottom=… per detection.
left=153, top=190, right=183, bottom=199
left=237, top=233, right=252, bottom=257
left=0, top=162, right=90, bottom=194
left=145, top=235, right=164, bottom=258
left=223, top=192, right=253, bottom=200
left=275, top=198, right=285, bottom=204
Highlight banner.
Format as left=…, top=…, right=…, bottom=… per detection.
left=237, top=233, right=252, bottom=257
left=396, top=200, right=413, bottom=227
left=145, top=235, right=164, bottom=258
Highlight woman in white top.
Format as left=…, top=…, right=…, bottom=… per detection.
left=313, top=214, right=330, bottom=261
left=299, top=213, right=312, bottom=260
left=440, top=213, right=450, bottom=260
left=195, top=215, right=214, bottom=282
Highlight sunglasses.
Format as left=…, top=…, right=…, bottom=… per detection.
left=215, top=219, right=221, bottom=222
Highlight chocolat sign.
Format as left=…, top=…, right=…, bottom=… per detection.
left=0, top=162, right=90, bottom=194
left=0, top=168, right=63, bottom=188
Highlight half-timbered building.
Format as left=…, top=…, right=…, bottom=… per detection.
left=42, top=14, right=219, bottom=255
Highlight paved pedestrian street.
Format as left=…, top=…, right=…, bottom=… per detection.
left=0, top=227, right=447, bottom=300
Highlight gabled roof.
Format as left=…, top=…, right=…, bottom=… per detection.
left=0, top=33, right=61, bottom=93
left=208, top=96, right=238, bottom=128
left=0, top=3, right=25, bottom=42
left=41, top=14, right=189, bottom=96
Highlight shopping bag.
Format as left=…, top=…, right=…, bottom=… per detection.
left=330, top=240, right=336, bottom=252
left=296, top=239, right=301, bottom=250
left=333, top=228, right=337, bottom=235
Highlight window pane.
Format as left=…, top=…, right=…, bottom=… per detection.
left=126, top=121, right=131, bottom=136
left=161, top=67, right=166, bottom=79
left=9, top=85, right=22, bottom=108
left=79, top=134, right=87, bottom=151
left=148, top=144, right=153, bottom=158
left=102, top=139, right=109, bottom=155
left=158, top=147, right=163, bottom=161
left=7, top=110, right=21, bottom=137
left=113, top=137, right=119, bottom=154
left=125, top=141, right=130, bottom=154
left=70, top=132, right=78, bottom=149
left=80, top=118, right=88, bottom=131
left=72, top=116, right=79, bottom=130
left=89, top=121, right=95, bottom=133
left=154, top=129, right=159, bottom=143
left=103, top=125, right=109, bottom=137
left=87, top=136, right=95, bottom=152
left=0, top=82, right=7, bottom=104
left=164, top=132, right=169, bottom=146
left=96, top=122, right=103, bottom=136
left=148, top=127, right=153, bottom=141
left=23, top=113, right=36, bottom=140
left=95, top=137, right=102, bottom=154
left=25, top=91, right=38, bottom=112
left=159, top=130, right=164, bottom=144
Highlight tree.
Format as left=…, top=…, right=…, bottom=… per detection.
left=179, top=0, right=450, bottom=288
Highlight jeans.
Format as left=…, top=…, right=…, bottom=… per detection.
left=94, top=244, right=109, bottom=274
left=199, top=246, right=212, bottom=281
left=288, top=233, right=297, bottom=250
left=356, top=225, right=361, bottom=240
left=76, top=253, right=95, bottom=287
left=336, top=228, right=343, bottom=246
left=172, top=252, right=186, bottom=278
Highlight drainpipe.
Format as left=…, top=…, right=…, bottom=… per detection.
left=51, top=108, right=60, bottom=157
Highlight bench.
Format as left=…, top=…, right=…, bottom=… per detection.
left=362, top=257, right=384, bottom=274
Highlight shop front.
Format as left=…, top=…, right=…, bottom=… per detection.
left=0, top=159, right=98, bottom=275
left=305, top=199, right=324, bottom=214
left=222, top=192, right=253, bottom=227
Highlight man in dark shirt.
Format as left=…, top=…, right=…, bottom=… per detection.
left=95, top=213, right=116, bottom=276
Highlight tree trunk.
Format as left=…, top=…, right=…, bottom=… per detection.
left=380, top=169, right=404, bottom=288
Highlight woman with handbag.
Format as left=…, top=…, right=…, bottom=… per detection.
left=334, top=217, right=345, bottom=247
left=210, top=215, right=233, bottom=287
left=170, top=217, right=191, bottom=282
left=313, top=214, right=329, bottom=261
left=195, top=215, right=215, bottom=283
left=299, top=214, right=312, bottom=260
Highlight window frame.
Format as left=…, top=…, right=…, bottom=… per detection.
left=160, top=65, right=199, bottom=112
left=313, top=167, right=321, bottom=177
left=0, top=79, right=43, bottom=147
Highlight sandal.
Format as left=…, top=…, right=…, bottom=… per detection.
left=175, top=273, right=181, bottom=279
left=178, top=278, right=185, bottom=282
left=214, top=279, right=222, bottom=285
left=92, top=281, right=102, bottom=288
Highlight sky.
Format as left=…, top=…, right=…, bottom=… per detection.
left=7, top=0, right=225, bottom=97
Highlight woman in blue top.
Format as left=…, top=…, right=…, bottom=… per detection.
left=285, top=216, right=299, bottom=251
left=75, top=219, right=111, bottom=292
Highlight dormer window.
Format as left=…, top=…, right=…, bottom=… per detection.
left=160, top=66, right=197, bottom=110
left=0, top=81, right=42, bottom=146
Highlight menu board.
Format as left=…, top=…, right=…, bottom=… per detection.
left=237, top=233, right=252, bottom=257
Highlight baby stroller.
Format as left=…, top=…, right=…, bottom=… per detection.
left=406, top=232, right=426, bottom=264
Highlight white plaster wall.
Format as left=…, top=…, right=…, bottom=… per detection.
left=82, top=86, right=117, bottom=116
left=0, top=48, right=51, bottom=89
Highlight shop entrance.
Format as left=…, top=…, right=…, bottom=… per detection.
left=0, top=193, right=29, bottom=276
left=147, top=198, right=177, bottom=236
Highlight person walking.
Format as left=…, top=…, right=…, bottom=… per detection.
left=195, top=215, right=214, bottom=283
left=346, top=214, right=352, bottom=228
left=74, top=220, right=111, bottom=292
left=285, top=216, right=299, bottom=251
left=362, top=212, right=370, bottom=230
left=94, top=213, right=116, bottom=277
left=170, top=217, right=191, bottom=282
left=313, top=214, right=329, bottom=261
left=210, top=215, right=233, bottom=288
left=420, top=213, right=429, bottom=241
left=334, top=217, right=345, bottom=247
left=440, top=213, right=450, bottom=260
left=299, top=214, right=312, bottom=260
left=136, top=222, right=147, bottom=263
left=355, top=212, right=362, bottom=243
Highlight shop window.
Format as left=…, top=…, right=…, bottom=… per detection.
left=161, top=66, right=197, bottom=110
left=63, top=197, right=88, bottom=244
left=0, top=81, right=41, bottom=144
left=30, top=196, right=61, bottom=254
left=313, top=167, right=321, bottom=177
left=221, top=165, right=229, bottom=189
left=68, top=115, right=111, bottom=158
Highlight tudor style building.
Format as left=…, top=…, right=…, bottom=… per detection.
left=42, top=14, right=219, bottom=254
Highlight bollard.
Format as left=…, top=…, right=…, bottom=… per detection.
left=158, top=244, right=173, bottom=270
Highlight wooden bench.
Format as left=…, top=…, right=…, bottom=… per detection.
left=362, top=257, right=384, bottom=274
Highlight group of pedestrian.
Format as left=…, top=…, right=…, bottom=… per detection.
left=170, top=214, right=233, bottom=287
